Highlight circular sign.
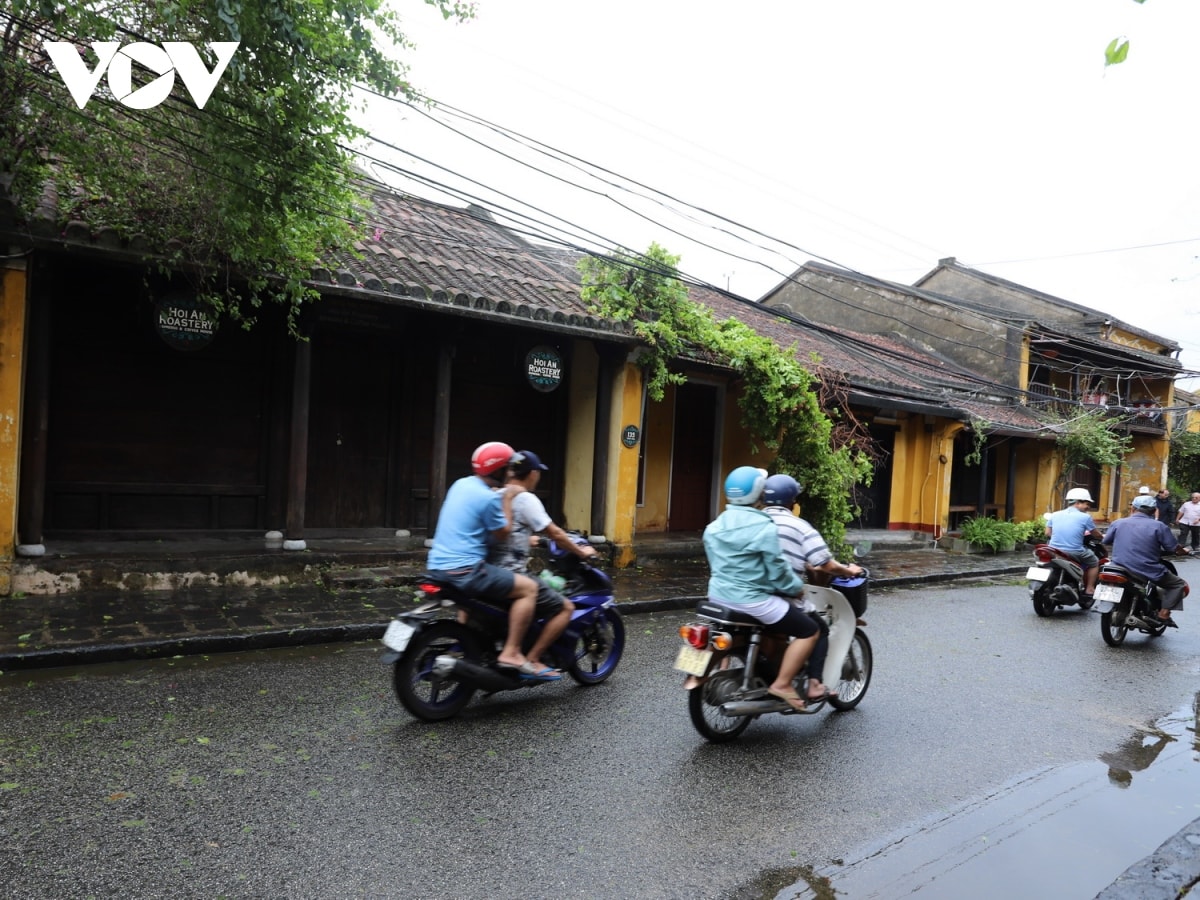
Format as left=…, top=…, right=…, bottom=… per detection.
left=622, top=424, right=640, bottom=448
left=525, top=345, right=563, bottom=393
left=154, top=293, right=216, bottom=351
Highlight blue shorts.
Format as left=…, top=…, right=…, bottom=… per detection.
left=427, top=561, right=515, bottom=603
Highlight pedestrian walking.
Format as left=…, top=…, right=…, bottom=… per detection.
left=1154, top=489, right=1175, bottom=525
left=1177, top=492, right=1200, bottom=551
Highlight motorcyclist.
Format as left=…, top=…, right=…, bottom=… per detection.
left=702, top=466, right=820, bottom=711
left=488, top=449, right=596, bottom=678
left=1045, top=487, right=1101, bottom=600
left=761, top=473, right=863, bottom=702
left=425, top=441, right=549, bottom=680
left=1102, top=493, right=1191, bottom=627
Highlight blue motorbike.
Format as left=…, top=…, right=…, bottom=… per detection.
left=381, top=534, right=625, bottom=721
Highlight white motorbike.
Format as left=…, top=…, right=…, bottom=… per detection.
left=673, top=573, right=873, bottom=743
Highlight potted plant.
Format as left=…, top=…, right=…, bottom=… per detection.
left=954, top=516, right=1020, bottom=553
left=1013, top=518, right=1048, bottom=547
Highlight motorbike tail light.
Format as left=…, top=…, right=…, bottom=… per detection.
left=1098, top=571, right=1127, bottom=585
left=1034, top=547, right=1054, bottom=563
left=418, top=583, right=442, bottom=596
left=679, top=624, right=710, bottom=649
left=711, top=631, right=733, bottom=651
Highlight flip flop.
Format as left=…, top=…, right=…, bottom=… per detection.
left=517, top=662, right=562, bottom=681
left=805, top=689, right=835, bottom=703
left=766, top=687, right=807, bottom=711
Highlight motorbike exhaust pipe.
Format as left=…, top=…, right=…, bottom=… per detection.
left=433, top=655, right=520, bottom=692
left=720, top=699, right=790, bottom=716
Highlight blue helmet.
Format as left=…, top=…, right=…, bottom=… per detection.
left=762, top=474, right=801, bottom=507
left=1131, top=494, right=1157, bottom=512
left=724, top=466, right=768, bottom=506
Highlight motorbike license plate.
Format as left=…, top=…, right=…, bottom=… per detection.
left=674, top=644, right=712, bottom=677
left=1093, top=584, right=1122, bottom=603
left=382, top=619, right=415, bottom=652
left=1026, top=567, right=1051, bottom=582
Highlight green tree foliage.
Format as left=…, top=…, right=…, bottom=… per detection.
left=579, top=243, right=873, bottom=553
left=1167, top=429, right=1200, bottom=496
left=1051, top=408, right=1133, bottom=495
left=0, top=0, right=472, bottom=331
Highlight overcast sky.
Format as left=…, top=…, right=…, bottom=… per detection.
left=359, top=0, right=1200, bottom=389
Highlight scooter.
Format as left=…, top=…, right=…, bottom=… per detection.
left=380, top=534, right=624, bottom=721
left=1027, top=533, right=1108, bottom=617
left=673, top=572, right=872, bottom=743
left=1093, top=551, right=1191, bottom=646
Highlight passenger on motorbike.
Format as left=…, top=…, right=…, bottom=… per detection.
left=702, top=466, right=820, bottom=711
left=1102, top=494, right=1191, bottom=627
left=488, top=449, right=597, bottom=678
left=761, top=473, right=863, bottom=703
left=425, top=441, right=546, bottom=678
left=1046, top=487, right=1101, bottom=599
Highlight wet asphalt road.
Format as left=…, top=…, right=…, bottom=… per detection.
left=2, top=572, right=1199, bottom=900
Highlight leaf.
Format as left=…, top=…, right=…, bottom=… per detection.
left=1105, top=38, right=1130, bottom=67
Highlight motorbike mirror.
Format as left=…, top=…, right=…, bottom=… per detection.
left=853, top=541, right=873, bottom=558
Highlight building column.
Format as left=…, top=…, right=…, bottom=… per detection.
left=0, top=258, right=30, bottom=592
left=283, top=337, right=312, bottom=550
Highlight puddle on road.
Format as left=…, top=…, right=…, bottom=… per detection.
left=747, top=695, right=1200, bottom=899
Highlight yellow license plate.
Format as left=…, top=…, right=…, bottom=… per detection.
left=674, top=644, right=713, bottom=676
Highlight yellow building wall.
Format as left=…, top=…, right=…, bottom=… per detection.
left=635, top=381, right=674, bottom=532
left=884, top=415, right=961, bottom=536
left=607, top=358, right=644, bottom=566
left=0, top=262, right=28, bottom=594
left=562, top=339, right=599, bottom=533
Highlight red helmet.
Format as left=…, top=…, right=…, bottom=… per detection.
left=471, top=441, right=515, bottom=477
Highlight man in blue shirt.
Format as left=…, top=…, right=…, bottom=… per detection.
left=426, top=441, right=551, bottom=679
left=1046, top=487, right=1100, bottom=599
left=1103, top=494, right=1191, bottom=626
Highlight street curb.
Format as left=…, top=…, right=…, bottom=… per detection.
left=0, top=566, right=1027, bottom=671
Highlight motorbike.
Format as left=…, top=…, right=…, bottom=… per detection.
left=1027, top=533, right=1107, bottom=617
left=673, top=571, right=873, bottom=743
left=380, top=533, right=624, bottom=721
left=1093, top=552, right=1191, bottom=647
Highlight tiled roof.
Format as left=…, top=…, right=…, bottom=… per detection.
left=313, top=186, right=637, bottom=339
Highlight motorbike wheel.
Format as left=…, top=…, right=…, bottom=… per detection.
left=1031, top=572, right=1059, bottom=617
left=393, top=621, right=482, bottom=721
left=828, top=630, right=873, bottom=711
left=566, top=609, right=625, bottom=685
left=1100, top=610, right=1128, bottom=647
left=687, top=653, right=756, bottom=743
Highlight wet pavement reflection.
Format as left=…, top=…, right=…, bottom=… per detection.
left=763, top=696, right=1200, bottom=899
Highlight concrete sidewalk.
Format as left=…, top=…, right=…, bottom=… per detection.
left=0, top=541, right=1028, bottom=671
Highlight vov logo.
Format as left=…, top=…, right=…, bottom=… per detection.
left=43, top=41, right=240, bottom=110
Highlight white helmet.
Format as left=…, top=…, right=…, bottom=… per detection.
left=1065, top=488, right=1093, bottom=504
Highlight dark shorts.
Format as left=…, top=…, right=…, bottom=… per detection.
left=1052, top=545, right=1099, bottom=570
left=535, top=580, right=569, bottom=617
left=427, top=561, right=515, bottom=604
left=762, top=604, right=819, bottom=640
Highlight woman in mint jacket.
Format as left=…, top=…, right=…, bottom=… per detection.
left=702, top=466, right=826, bottom=710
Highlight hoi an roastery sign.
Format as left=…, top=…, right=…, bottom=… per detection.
left=525, top=345, right=562, bottom=392
left=155, top=293, right=216, bottom=351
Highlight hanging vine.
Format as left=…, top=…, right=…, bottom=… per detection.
left=579, top=243, right=873, bottom=553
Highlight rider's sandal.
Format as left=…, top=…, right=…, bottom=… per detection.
left=767, top=687, right=807, bottom=711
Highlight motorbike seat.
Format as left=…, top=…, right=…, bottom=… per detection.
left=1099, top=562, right=1151, bottom=587
left=695, top=600, right=762, bottom=627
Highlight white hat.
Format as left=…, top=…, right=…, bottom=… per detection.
left=1138, top=486, right=1151, bottom=494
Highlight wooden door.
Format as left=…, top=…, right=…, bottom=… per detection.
left=668, top=382, right=717, bottom=531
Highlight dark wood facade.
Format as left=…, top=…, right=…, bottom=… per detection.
left=25, top=255, right=575, bottom=540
